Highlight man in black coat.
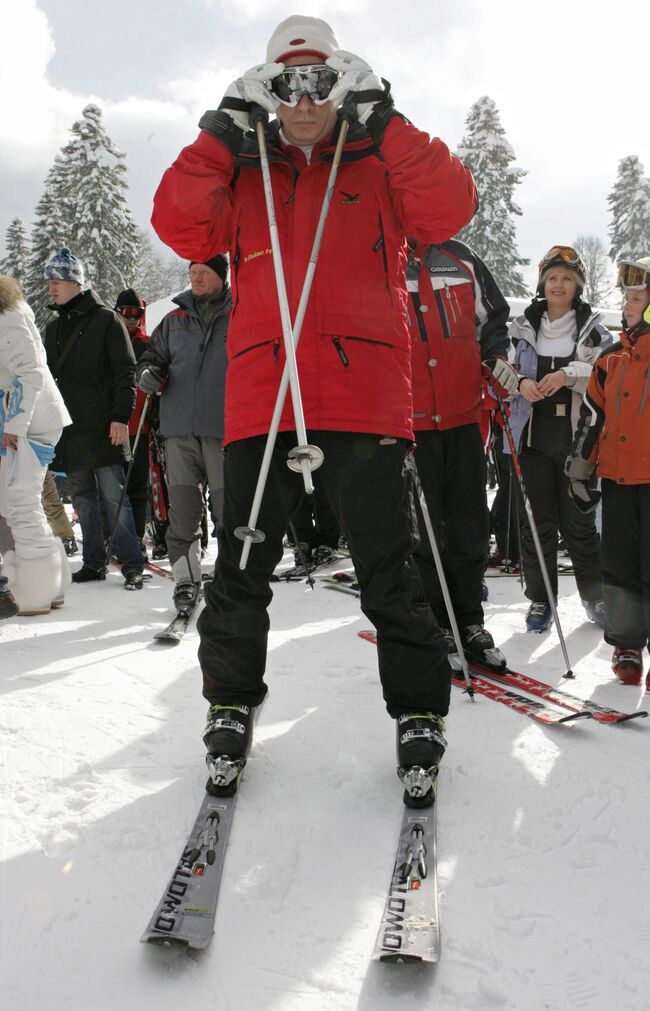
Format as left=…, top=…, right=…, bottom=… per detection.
left=43, top=248, right=144, bottom=589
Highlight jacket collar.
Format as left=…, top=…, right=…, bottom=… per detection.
left=50, top=289, right=104, bottom=317
left=172, top=285, right=232, bottom=318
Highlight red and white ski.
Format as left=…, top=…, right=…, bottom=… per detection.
left=357, top=630, right=592, bottom=726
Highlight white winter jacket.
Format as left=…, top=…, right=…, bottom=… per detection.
left=0, top=277, right=71, bottom=443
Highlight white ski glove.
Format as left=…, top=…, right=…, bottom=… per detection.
left=220, top=63, right=283, bottom=131
left=481, top=357, right=520, bottom=399
left=325, top=50, right=388, bottom=124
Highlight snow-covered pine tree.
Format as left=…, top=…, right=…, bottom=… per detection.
left=24, top=156, right=72, bottom=331
left=0, top=217, right=30, bottom=286
left=456, top=97, right=530, bottom=297
left=573, top=234, right=615, bottom=307
left=62, top=104, right=140, bottom=303
left=607, top=156, right=650, bottom=262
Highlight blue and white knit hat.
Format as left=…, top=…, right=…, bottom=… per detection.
left=43, top=247, right=85, bottom=286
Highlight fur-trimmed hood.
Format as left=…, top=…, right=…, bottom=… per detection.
left=0, top=275, right=24, bottom=313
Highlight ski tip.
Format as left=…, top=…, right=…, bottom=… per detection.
left=557, top=710, right=593, bottom=723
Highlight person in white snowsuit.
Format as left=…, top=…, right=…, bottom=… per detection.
left=0, top=276, right=72, bottom=615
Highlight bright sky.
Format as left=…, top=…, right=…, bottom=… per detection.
left=2, top=0, right=649, bottom=293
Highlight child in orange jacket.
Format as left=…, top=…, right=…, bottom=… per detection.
left=566, top=257, right=650, bottom=688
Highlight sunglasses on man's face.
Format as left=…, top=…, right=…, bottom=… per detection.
left=120, top=307, right=144, bottom=320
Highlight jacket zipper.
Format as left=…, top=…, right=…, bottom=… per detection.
left=616, top=359, right=628, bottom=414
left=332, top=337, right=349, bottom=367
left=373, top=214, right=389, bottom=285
left=640, top=365, right=650, bottom=415
left=433, top=290, right=451, bottom=338
left=442, top=283, right=456, bottom=325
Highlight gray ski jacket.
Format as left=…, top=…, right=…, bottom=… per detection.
left=140, top=287, right=231, bottom=439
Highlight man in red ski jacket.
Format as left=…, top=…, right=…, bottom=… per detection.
left=151, top=15, right=476, bottom=806
left=406, top=239, right=517, bottom=669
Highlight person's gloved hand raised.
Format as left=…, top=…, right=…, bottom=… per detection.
left=325, top=51, right=391, bottom=125
left=219, top=63, right=283, bottom=131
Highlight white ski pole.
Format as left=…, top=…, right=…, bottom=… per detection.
left=496, top=395, right=575, bottom=678
left=236, top=111, right=351, bottom=569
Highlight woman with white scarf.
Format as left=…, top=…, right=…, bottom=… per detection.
left=506, top=246, right=613, bottom=632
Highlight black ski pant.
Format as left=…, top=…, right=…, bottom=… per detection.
left=197, top=431, right=451, bottom=718
left=412, top=425, right=489, bottom=629
left=601, top=479, right=650, bottom=649
left=124, top=432, right=149, bottom=540
left=490, top=430, right=522, bottom=565
left=519, top=447, right=602, bottom=603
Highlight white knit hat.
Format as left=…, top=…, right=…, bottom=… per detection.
left=266, top=15, right=340, bottom=64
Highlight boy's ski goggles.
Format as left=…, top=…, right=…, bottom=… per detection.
left=270, top=64, right=339, bottom=106
left=617, top=259, right=650, bottom=289
left=538, top=245, right=581, bottom=270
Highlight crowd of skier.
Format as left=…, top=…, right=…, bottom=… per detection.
left=1, top=15, right=649, bottom=806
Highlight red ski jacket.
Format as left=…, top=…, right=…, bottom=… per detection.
left=152, top=115, right=476, bottom=445
left=407, top=240, right=510, bottom=432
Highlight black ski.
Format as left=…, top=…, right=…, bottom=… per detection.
left=153, top=590, right=203, bottom=644
left=271, top=549, right=349, bottom=583
left=372, top=788, right=440, bottom=963
left=141, top=789, right=237, bottom=948
left=319, top=572, right=360, bottom=596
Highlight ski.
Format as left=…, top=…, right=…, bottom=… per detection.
left=466, top=658, right=649, bottom=724
left=372, top=790, right=440, bottom=963
left=154, top=590, right=203, bottom=643
left=484, top=565, right=573, bottom=578
left=357, top=631, right=592, bottom=725
left=271, top=548, right=349, bottom=583
left=319, top=572, right=360, bottom=596
left=141, top=789, right=237, bottom=948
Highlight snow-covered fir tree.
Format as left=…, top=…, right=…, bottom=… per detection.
left=573, top=234, right=615, bottom=307
left=132, top=230, right=189, bottom=303
left=607, top=155, right=650, bottom=262
left=24, top=156, right=72, bottom=331
left=61, top=104, right=140, bottom=303
left=456, top=97, right=529, bottom=297
left=0, top=217, right=30, bottom=286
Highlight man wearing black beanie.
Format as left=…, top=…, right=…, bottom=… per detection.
left=136, top=259, right=230, bottom=609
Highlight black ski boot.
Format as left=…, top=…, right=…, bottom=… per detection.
left=461, top=624, right=506, bottom=669
left=396, top=712, right=447, bottom=808
left=0, top=587, right=19, bottom=620
left=204, top=704, right=255, bottom=796
left=173, top=580, right=200, bottom=614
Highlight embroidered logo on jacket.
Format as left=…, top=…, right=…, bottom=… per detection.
left=340, top=191, right=360, bottom=205
left=244, top=248, right=272, bottom=264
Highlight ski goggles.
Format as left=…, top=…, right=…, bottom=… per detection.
left=119, top=307, right=144, bottom=320
left=538, top=246, right=581, bottom=270
left=270, top=64, right=339, bottom=106
left=616, top=260, right=650, bottom=290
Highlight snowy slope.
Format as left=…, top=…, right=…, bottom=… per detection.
left=1, top=545, right=649, bottom=1011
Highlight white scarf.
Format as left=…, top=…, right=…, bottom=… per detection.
left=537, top=309, right=577, bottom=357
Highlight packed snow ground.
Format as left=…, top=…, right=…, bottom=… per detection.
left=1, top=542, right=649, bottom=1011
